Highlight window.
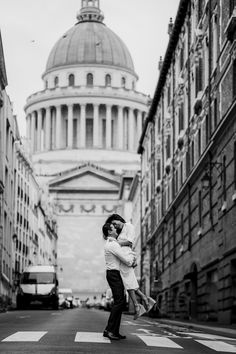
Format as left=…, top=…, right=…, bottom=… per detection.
left=157, top=159, right=161, bottom=180
left=197, top=0, right=203, bottom=23
left=121, top=77, right=126, bottom=88
left=87, top=73, right=93, bottom=86
left=230, top=0, right=236, bottom=16
left=105, top=74, right=111, bottom=86
left=234, top=141, right=236, bottom=190
left=222, top=156, right=227, bottom=201
left=179, top=103, right=184, bottom=132
left=195, top=58, right=203, bottom=96
left=54, top=76, right=59, bottom=87
left=166, top=135, right=171, bottom=159
left=167, top=85, right=171, bottom=106
left=198, top=190, right=202, bottom=227
left=45, top=80, right=48, bottom=89
left=68, top=74, right=75, bottom=86
left=179, top=46, right=184, bottom=72
left=214, top=97, right=218, bottom=128
left=233, top=60, right=236, bottom=98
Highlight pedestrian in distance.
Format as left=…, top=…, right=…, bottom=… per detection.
left=102, top=222, right=136, bottom=340
left=105, top=214, right=156, bottom=319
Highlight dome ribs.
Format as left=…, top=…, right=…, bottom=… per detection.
left=45, top=21, right=135, bottom=73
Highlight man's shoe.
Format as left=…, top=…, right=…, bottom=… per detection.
left=106, top=332, right=120, bottom=340
left=103, top=330, right=109, bottom=338
left=147, top=296, right=156, bottom=312
left=117, top=334, right=126, bottom=339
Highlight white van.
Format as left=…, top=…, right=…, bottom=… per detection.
left=16, top=265, right=59, bottom=309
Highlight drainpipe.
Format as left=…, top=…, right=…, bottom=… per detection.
left=140, top=155, right=144, bottom=291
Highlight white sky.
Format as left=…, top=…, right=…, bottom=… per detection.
left=0, top=0, right=179, bottom=136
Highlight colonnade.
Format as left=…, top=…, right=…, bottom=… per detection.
left=26, top=104, right=145, bottom=153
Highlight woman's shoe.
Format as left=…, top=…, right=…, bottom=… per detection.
left=147, top=296, right=156, bottom=312
left=143, top=297, right=150, bottom=311
left=133, top=304, right=146, bottom=320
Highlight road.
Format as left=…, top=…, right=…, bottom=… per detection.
left=0, top=308, right=236, bottom=353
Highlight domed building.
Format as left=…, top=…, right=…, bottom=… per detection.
left=25, top=0, right=148, bottom=293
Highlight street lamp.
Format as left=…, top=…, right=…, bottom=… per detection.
left=201, top=160, right=223, bottom=228
left=201, top=161, right=223, bottom=190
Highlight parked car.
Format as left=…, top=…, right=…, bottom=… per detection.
left=103, top=288, right=113, bottom=311
left=58, top=288, right=75, bottom=309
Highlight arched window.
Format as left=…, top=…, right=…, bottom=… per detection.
left=68, top=74, right=75, bottom=86
left=105, top=74, right=111, bottom=86
left=87, top=73, right=93, bottom=86
left=54, top=76, right=59, bottom=87
left=121, top=77, right=126, bottom=88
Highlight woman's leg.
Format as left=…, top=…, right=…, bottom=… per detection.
left=135, top=289, right=149, bottom=310
left=127, top=289, right=138, bottom=307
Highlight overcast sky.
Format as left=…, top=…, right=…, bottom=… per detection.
left=0, top=0, right=179, bottom=135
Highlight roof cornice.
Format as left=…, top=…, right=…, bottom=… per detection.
left=138, top=0, right=189, bottom=153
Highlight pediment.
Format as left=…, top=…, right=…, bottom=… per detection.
left=49, top=164, right=120, bottom=192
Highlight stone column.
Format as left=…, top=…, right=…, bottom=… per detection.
left=30, top=112, right=36, bottom=153
left=128, top=108, right=134, bottom=151
left=67, top=104, right=73, bottom=148
left=45, top=107, right=51, bottom=150
left=93, top=104, right=99, bottom=147
left=55, top=105, right=62, bottom=149
left=106, top=105, right=112, bottom=148
left=137, top=110, right=142, bottom=139
left=37, top=109, right=42, bottom=151
left=80, top=104, right=86, bottom=147
left=26, top=114, right=31, bottom=141
left=117, top=106, right=124, bottom=150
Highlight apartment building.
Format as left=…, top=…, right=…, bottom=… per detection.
left=138, top=0, right=236, bottom=324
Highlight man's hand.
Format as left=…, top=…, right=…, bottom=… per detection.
left=131, top=256, right=137, bottom=268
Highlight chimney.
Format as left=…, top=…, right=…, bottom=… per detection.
left=168, top=17, right=173, bottom=36
left=158, top=56, right=163, bottom=71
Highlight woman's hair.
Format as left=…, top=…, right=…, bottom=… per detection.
left=102, top=223, right=112, bottom=240
left=105, top=213, right=126, bottom=224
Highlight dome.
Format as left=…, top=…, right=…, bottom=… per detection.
left=45, top=2, right=135, bottom=74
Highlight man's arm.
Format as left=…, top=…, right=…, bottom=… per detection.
left=109, top=241, right=135, bottom=267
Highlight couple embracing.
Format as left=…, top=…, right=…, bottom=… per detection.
left=102, top=214, right=156, bottom=341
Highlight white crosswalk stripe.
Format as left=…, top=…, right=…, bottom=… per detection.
left=136, top=335, right=183, bottom=348
left=196, top=340, right=236, bottom=352
left=2, top=331, right=47, bottom=342
left=179, top=332, right=236, bottom=341
left=75, top=332, right=110, bottom=343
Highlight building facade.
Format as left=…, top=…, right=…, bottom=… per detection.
left=0, top=31, right=58, bottom=308
left=13, top=137, right=58, bottom=304
left=24, top=0, right=148, bottom=293
left=0, top=31, right=15, bottom=309
left=138, top=0, right=236, bottom=324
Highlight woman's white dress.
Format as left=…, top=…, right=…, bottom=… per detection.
left=118, top=223, right=139, bottom=290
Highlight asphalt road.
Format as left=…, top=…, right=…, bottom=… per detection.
left=0, top=308, right=236, bottom=353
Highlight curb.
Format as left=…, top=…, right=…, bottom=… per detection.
left=156, top=319, right=236, bottom=337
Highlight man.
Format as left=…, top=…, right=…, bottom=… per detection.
left=102, top=223, right=136, bottom=340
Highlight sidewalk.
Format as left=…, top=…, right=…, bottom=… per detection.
left=151, top=317, right=236, bottom=337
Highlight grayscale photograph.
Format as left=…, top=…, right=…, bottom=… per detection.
left=0, top=0, right=236, bottom=353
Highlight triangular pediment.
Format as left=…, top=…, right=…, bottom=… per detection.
left=49, top=163, right=120, bottom=192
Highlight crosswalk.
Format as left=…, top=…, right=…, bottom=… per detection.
left=1, top=330, right=236, bottom=352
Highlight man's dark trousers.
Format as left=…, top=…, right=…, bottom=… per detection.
left=105, top=269, right=126, bottom=335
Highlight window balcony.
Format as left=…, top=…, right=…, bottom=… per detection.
left=225, top=7, right=236, bottom=42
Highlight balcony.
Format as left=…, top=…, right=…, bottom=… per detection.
left=225, top=7, right=236, bottom=42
